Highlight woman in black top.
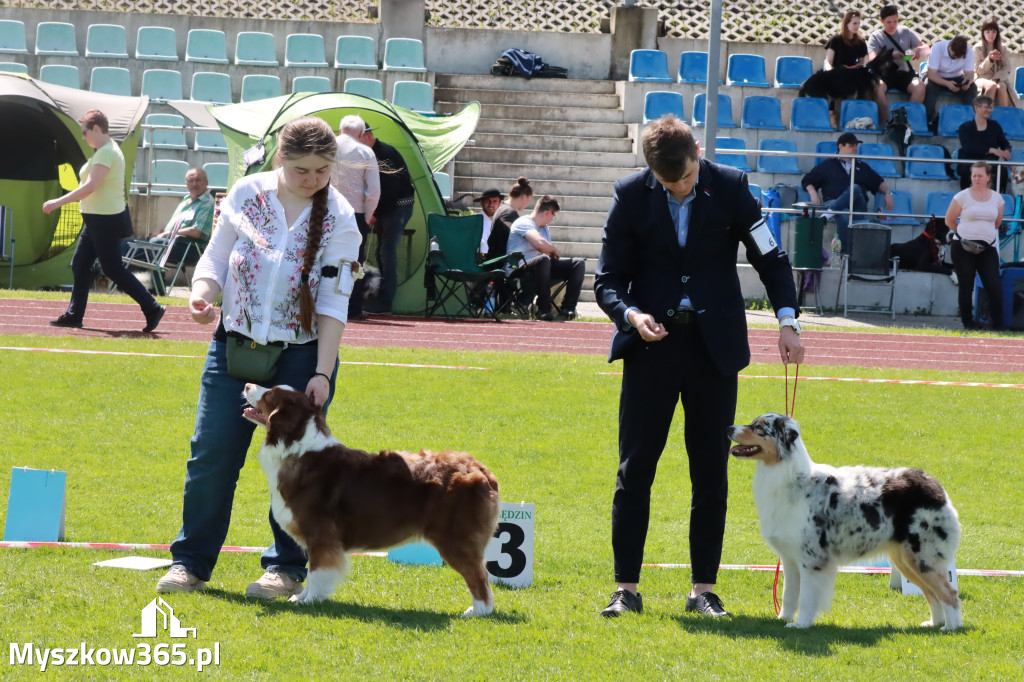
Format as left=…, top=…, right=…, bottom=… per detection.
left=824, top=10, right=868, bottom=69
left=957, top=95, right=1012, bottom=191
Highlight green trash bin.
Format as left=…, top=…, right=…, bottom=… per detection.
left=792, top=215, right=824, bottom=269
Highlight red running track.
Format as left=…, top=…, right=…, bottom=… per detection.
left=2, top=298, right=1023, bottom=373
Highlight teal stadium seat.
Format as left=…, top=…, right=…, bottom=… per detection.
left=185, top=29, right=228, bottom=65
left=859, top=142, right=900, bottom=178
left=35, top=22, right=78, bottom=57
left=757, top=139, right=801, bottom=174
left=889, top=102, right=931, bottom=137
left=190, top=72, right=232, bottom=104
left=141, top=69, right=183, bottom=101
left=85, top=24, right=128, bottom=59
left=39, top=64, right=80, bottom=89
left=628, top=49, right=671, bottom=82
left=383, top=38, right=426, bottom=72
left=89, top=66, right=131, bottom=96
left=292, top=75, right=332, bottom=93
left=840, top=100, right=880, bottom=132
left=815, top=140, right=838, bottom=164
left=991, top=107, right=1024, bottom=140
left=643, top=91, right=685, bottom=124
left=748, top=183, right=762, bottom=199
left=203, top=162, right=229, bottom=191
left=240, top=74, right=281, bottom=102
left=433, top=171, right=451, bottom=200
left=790, top=97, right=834, bottom=132
left=874, top=189, right=919, bottom=225
left=0, top=62, right=28, bottom=74
left=143, top=113, right=187, bottom=150
left=677, top=51, right=709, bottom=84
left=392, top=80, right=434, bottom=114
left=0, top=20, right=28, bottom=55
left=150, top=159, right=190, bottom=196
left=692, top=93, right=736, bottom=128
left=741, top=95, right=786, bottom=130
left=335, top=35, right=376, bottom=70
left=285, top=33, right=328, bottom=68
left=194, top=130, right=227, bottom=153
left=136, top=26, right=177, bottom=61
left=906, top=146, right=949, bottom=180
left=714, top=137, right=751, bottom=171
left=774, top=56, right=813, bottom=89
left=344, top=77, right=383, bottom=99
left=924, top=190, right=957, bottom=217
left=1001, top=193, right=1016, bottom=220
left=726, top=54, right=769, bottom=87
left=235, top=32, right=278, bottom=66
left=937, top=105, right=973, bottom=137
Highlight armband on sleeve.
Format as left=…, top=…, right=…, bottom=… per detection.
left=747, top=217, right=779, bottom=258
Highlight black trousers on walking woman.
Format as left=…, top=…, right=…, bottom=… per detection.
left=950, top=239, right=1003, bottom=329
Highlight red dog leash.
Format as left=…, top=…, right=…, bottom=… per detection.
left=773, top=362, right=801, bottom=615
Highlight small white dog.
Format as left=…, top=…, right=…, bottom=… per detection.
left=729, top=413, right=962, bottom=630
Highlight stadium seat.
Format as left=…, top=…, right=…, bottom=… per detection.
left=0, top=62, right=28, bottom=74
left=194, top=130, right=227, bottom=153
left=628, top=49, right=672, bottom=82
left=748, top=183, right=762, bottom=200
left=1011, top=149, right=1024, bottom=164
left=344, top=77, right=383, bottom=99
left=203, top=162, right=229, bottom=191
left=335, top=35, right=376, bottom=70
left=190, top=71, right=232, bottom=104
left=235, top=32, right=278, bottom=66
left=677, top=51, right=710, bottom=84
left=0, top=20, right=28, bottom=55
left=815, top=140, right=838, bottom=164
left=642, top=91, right=685, bottom=124
left=874, top=189, right=919, bottom=225
left=136, top=26, right=178, bottom=61
left=292, top=75, right=332, bottom=93
left=149, top=159, right=190, bottom=196
left=741, top=95, right=786, bottom=130
left=936, top=104, right=974, bottom=137
left=991, top=106, right=1024, bottom=140
left=905, top=145, right=950, bottom=179
left=185, top=29, right=228, bottom=64
left=89, top=66, right=131, bottom=96
left=774, top=55, right=813, bottom=89
left=692, top=93, right=736, bottom=128
left=757, top=139, right=801, bottom=174
left=790, top=97, right=835, bottom=132
left=38, top=64, right=79, bottom=89
left=839, top=99, right=880, bottom=132
left=141, top=68, right=183, bottom=101
left=35, top=22, right=77, bottom=57
left=143, top=113, right=187, bottom=150
left=382, top=38, right=426, bottom=72
left=85, top=24, right=128, bottom=59
left=1001, top=193, right=1016, bottom=219
left=392, top=80, right=434, bottom=114
left=726, top=54, right=769, bottom=87
left=924, top=190, right=957, bottom=217
left=433, top=171, right=452, bottom=200
left=240, top=74, right=281, bottom=102
left=887, top=102, right=931, bottom=137
left=1014, top=66, right=1024, bottom=100
left=858, top=142, right=900, bottom=178
left=714, top=137, right=751, bottom=171
left=285, top=33, right=328, bottom=68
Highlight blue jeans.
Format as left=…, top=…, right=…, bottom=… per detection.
left=374, top=203, right=414, bottom=308
left=825, top=186, right=867, bottom=255
left=169, top=338, right=337, bottom=582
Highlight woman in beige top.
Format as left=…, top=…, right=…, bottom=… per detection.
left=973, top=18, right=1015, bottom=107
left=945, top=161, right=1005, bottom=330
left=42, top=109, right=164, bottom=332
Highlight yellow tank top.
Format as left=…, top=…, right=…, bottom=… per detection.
left=78, top=141, right=125, bottom=215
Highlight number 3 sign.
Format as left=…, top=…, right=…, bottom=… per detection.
left=485, top=502, right=534, bottom=588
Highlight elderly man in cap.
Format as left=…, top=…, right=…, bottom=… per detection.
left=475, top=188, right=505, bottom=256
left=800, top=132, right=895, bottom=254
left=334, top=115, right=381, bottom=318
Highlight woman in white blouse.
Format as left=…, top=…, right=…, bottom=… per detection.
left=945, top=161, right=1004, bottom=330
left=156, top=117, right=361, bottom=597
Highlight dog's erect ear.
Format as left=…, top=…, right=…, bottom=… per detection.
left=771, top=414, right=800, bottom=450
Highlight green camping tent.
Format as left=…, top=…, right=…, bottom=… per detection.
left=173, top=92, right=480, bottom=315
left=0, top=73, right=148, bottom=289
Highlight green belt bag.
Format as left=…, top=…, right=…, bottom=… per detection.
left=225, top=331, right=285, bottom=383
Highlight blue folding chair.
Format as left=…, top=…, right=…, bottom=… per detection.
left=628, top=49, right=672, bottom=82
left=714, top=137, right=751, bottom=171
left=859, top=142, right=900, bottom=178
left=874, top=189, right=920, bottom=225
left=839, top=100, right=880, bottom=132
left=936, top=105, right=974, bottom=137
left=774, top=56, right=813, bottom=88
left=642, top=91, right=685, bottom=124
left=815, top=140, right=838, bottom=165
left=677, top=51, right=709, bottom=84
left=991, top=107, right=1024, bottom=140
left=757, top=139, right=801, bottom=174
left=905, top=145, right=949, bottom=180
left=692, top=93, right=736, bottom=128
left=791, top=97, right=835, bottom=132
left=890, top=102, right=931, bottom=137
left=726, top=54, right=769, bottom=87
left=741, top=95, right=786, bottom=130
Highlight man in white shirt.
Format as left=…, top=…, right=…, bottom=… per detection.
left=474, top=188, right=504, bottom=254
left=923, top=35, right=978, bottom=131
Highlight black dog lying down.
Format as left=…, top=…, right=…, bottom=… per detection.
left=890, top=217, right=953, bottom=273
left=798, top=47, right=897, bottom=116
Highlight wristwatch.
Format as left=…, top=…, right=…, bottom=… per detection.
left=780, top=317, right=802, bottom=335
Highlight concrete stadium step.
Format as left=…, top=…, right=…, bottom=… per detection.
left=550, top=224, right=604, bottom=242
left=455, top=174, right=618, bottom=198
left=458, top=146, right=637, bottom=168
left=473, top=118, right=629, bottom=138
left=552, top=241, right=602, bottom=260
left=435, top=86, right=620, bottom=109
left=555, top=211, right=608, bottom=229
left=454, top=161, right=636, bottom=184
left=436, top=73, right=617, bottom=95
left=437, top=101, right=624, bottom=124
left=470, top=132, right=632, bottom=154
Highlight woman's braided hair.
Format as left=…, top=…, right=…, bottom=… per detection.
left=277, top=116, right=337, bottom=334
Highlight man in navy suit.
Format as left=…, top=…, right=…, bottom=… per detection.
left=595, top=116, right=805, bottom=618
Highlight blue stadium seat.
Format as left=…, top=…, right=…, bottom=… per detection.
left=143, top=113, right=187, bottom=150
left=714, top=137, right=751, bottom=171
left=839, top=99, right=880, bottom=132
left=741, top=95, right=786, bottom=130
left=748, top=183, right=762, bottom=199
left=757, top=139, right=801, bottom=174
left=382, top=38, right=426, bottom=72
left=136, top=26, right=177, bottom=61
left=858, top=142, right=900, bottom=178
left=39, top=64, right=79, bottom=89
left=1001, top=193, right=1016, bottom=219
left=190, top=71, right=232, bottom=104
left=344, top=77, right=383, bottom=99
left=433, top=171, right=451, bottom=200
left=335, top=36, right=376, bottom=70
left=791, top=97, right=835, bottom=132
left=991, top=107, right=1024, bottom=140
left=235, top=32, right=278, bottom=66
left=774, top=55, right=813, bottom=89
left=194, top=130, right=227, bottom=153
left=1011, top=149, right=1024, bottom=164
left=905, top=145, right=949, bottom=180
left=240, top=74, right=281, bottom=102
left=0, top=62, right=27, bottom=74
left=1014, top=66, right=1024, bottom=100
left=141, top=68, right=183, bottom=101
left=692, top=93, right=736, bottom=128
left=392, top=80, right=434, bottom=114
left=149, top=160, right=190, bottom=196
left=815, top=140, right=838, bottom=165
left=642, top=91, right=685, bottom=124
left=285, top=33, right=328, bottom=68
left=203, top=162, right=229, bottom=191
left=0, top=20, right=28, bottom=54
left=35, top=22, right=77, bottom=57
left=936, top=104, right=974, bottom=137
left=874, top=189, right=920, bottom=225
left=924, top=190, right=957, bottom=217
left=726, top=54, right=769, bottom=87
left=185, top=29, right=228, bottom=65
left=292, top=75, right=332, bottom=93
left=85, top=24, right=128, bottom=59
left=677, top=51, right=709, bottom=84
left=628, top=49, right=672, bottom=82
left=89, top=66, right=131, bottom=96
left=890, top=102, right=931, bottom=137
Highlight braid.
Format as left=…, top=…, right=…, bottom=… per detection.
left=297, top=183, right=329, bottom=334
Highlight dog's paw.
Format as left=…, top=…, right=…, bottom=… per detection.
left=777, top=611, right=796, bottom=622
left=289, top=590, right=324, bottom=604
left=461, top=601, right=494, bottom=618
left=785, top=621, right=813, bottom=629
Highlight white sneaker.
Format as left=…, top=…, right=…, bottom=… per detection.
left=950, top=272, right=959, bottom=286
left=245, top=570, right=303, bottom=600
left=821, top=210, right=835, bottom=221
left=156, top=565, right=206, bottom=594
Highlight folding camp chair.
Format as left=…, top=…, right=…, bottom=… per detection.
left=838, top=222, right=900, bottom=319
left=122, top=223, right=205, bottom=296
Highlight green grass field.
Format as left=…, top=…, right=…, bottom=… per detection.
left=0, top=333, right=1022, bottom=680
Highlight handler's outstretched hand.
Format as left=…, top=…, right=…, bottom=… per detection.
left=779, top=327, right=805, bottom=365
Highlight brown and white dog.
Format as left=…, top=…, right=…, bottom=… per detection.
left=728, top=413, right=962, bottom=630
left=242, top=383, right=501, bottom=617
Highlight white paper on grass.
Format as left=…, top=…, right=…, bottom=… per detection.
left=93, top=556, right=173, bottom=571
